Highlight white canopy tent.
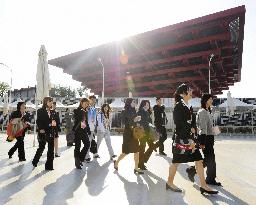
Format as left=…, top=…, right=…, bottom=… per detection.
left=55, top=101, right=66, bottom=109
left=9, top=98, right=23, bottom=109
left=25, top=101, right=36, bottom=111
left=218, top=98, right=254, bottom=110
left=110, top=98, right=125, bottom=110
left=188, top=98, right=201, bottom=109
left=218, top=95, right=255, bottom=134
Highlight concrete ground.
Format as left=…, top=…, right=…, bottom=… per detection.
left=0, top=133, right=255, bottom=205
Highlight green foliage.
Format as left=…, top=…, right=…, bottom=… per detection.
left=0, top=82, right=10, bottom=97
left=77, top=86, right=87, bottom=97
left=50, top=85, right=76, bottom=97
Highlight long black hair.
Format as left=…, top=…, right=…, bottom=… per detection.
left=139, top=100, right=150, bottom=111
left=101, top=103, right=111, bottom=119
left=201, top=93, right=213, bottom=113
left=124, top=98, right=134, bottom=110
left=174, top=83, right=190, bottom=103
left=17, top=102, right=25, bottom=111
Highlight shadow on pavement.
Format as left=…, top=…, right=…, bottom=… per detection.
left=116, top=172, right=148, bottom=205
left=193, top=184, right=249, bottom=205
left=143, top=171, right=188, bottom=205
left=84, top=160, right=111, bottom=196
left=0, top=168, right=47, bottom=204
left=42, top=168, right=86, bottom=205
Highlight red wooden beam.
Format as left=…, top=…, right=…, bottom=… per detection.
left=94, top=76, right=204, bottom=93
left=73, top=47, right=220, bottom=79
left=75, top=63, right=209, bottom=84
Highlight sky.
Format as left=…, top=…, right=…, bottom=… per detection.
left=0, top=0, right=255, bottom=98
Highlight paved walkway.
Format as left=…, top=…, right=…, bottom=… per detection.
left=0, top=134, right=255, bottom=205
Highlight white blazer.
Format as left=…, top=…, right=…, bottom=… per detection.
left=97, top=112, right=112, bottom=133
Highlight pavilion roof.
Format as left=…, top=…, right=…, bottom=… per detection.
left=49, top=6, right=245, bottom=97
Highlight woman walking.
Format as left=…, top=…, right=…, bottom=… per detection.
left=32, top=97, right=57, bottom=170
left=52, top=102, right=61, bottom=157
left=114, top=98, right=144, bottom=174
left=73, top=98, right=91, bottom=169
left=8, top=102, right=30, bottom=161
left=186, top=93, right=222, bottom=186
left=97, top=103, right=116, bottom=160
left=166, top=84, right=218, bottom=194
left=137, top=100, right=157, bottom=170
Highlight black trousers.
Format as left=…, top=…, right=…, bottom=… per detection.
left=74, top=129, right=90, bottom=162
left=139, top=139, right=155, bottom=166
left=156, top=125, right=167, bottom=152
left=8, top=136, right=25, bottom=160
left=89, top=136, right=98, bottom=154
left=203, top=136, right=216, bottom=182
left=32, top=133, right=54, bottom=169
left=188, top=135, right=216, bottom=182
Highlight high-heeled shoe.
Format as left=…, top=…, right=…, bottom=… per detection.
left=165, top=183, right=182, bottom=192
left=113, top=160, right=118, bottom=171
left=200, top=187, right=218, bottom=195
left=134, top=169, right=144, bottom=174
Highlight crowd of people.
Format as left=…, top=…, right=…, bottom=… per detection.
left=6, top=83, right=221, bottom=195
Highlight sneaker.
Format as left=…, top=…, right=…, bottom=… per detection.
left=159, top=151, right=167, bottom=156
left=55, top=154, right=60, bottom=157
left=139, top=164, right=147, bottom=170
left=93, top=154, right=100, bottom=159
left=206, top=180, right=222, bottom=186
left=85, top=158, right=91, bottom=163
left=32, top=161, right=37, bottom=167
left=110, top=155, right=117, bottom=160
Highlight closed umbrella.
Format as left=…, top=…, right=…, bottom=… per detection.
left=36, top=45, right=51, bottom=101
left=26, top=101, right=36, bottom=111
left=33, top=45, right=51, bottom=146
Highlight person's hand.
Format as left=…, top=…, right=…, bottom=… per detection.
left=200, top=145, right=205, bottom=149
left=191, top=128, right=196, bottom=133
left=134, top=116, right=141, bottom=122
left=39, top=129, right=45, bottom=133
left=189, top=143, right=196, bottom=149
left=51, top=120, right=56, bottom=127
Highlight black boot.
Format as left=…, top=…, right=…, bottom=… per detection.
left=75, top=158, right=82, bottom=169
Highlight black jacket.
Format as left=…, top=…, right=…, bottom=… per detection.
left=73, top=107, right=91, bottom=135
left=36, top=108, right=58, bottom=135
left=153, top=105, right=167, bottom=127
left=137, top=109, right=152, bottom=132
left=52, top=110, right=61, bottom=132
left=173, top=101, right=193, bottom=144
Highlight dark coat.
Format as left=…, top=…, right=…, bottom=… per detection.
left=73, top=107, right=91, bottom=135
left=36, top=108, right=58, bottom=135
left=121, top=108, right=139, bottom=153
left=52, top=110, right=61, bottom=132
left=173, top=101, right=193, bottom=144
left=153, top=105, right=167, bottom=127
left=137, top=109, right=152, bottom=132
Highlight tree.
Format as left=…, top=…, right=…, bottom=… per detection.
left=0, top=82, right=10, bottom=97
left=77, top=86, right=88, bottom=97
left=50, top=85, right=76, bottom=98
